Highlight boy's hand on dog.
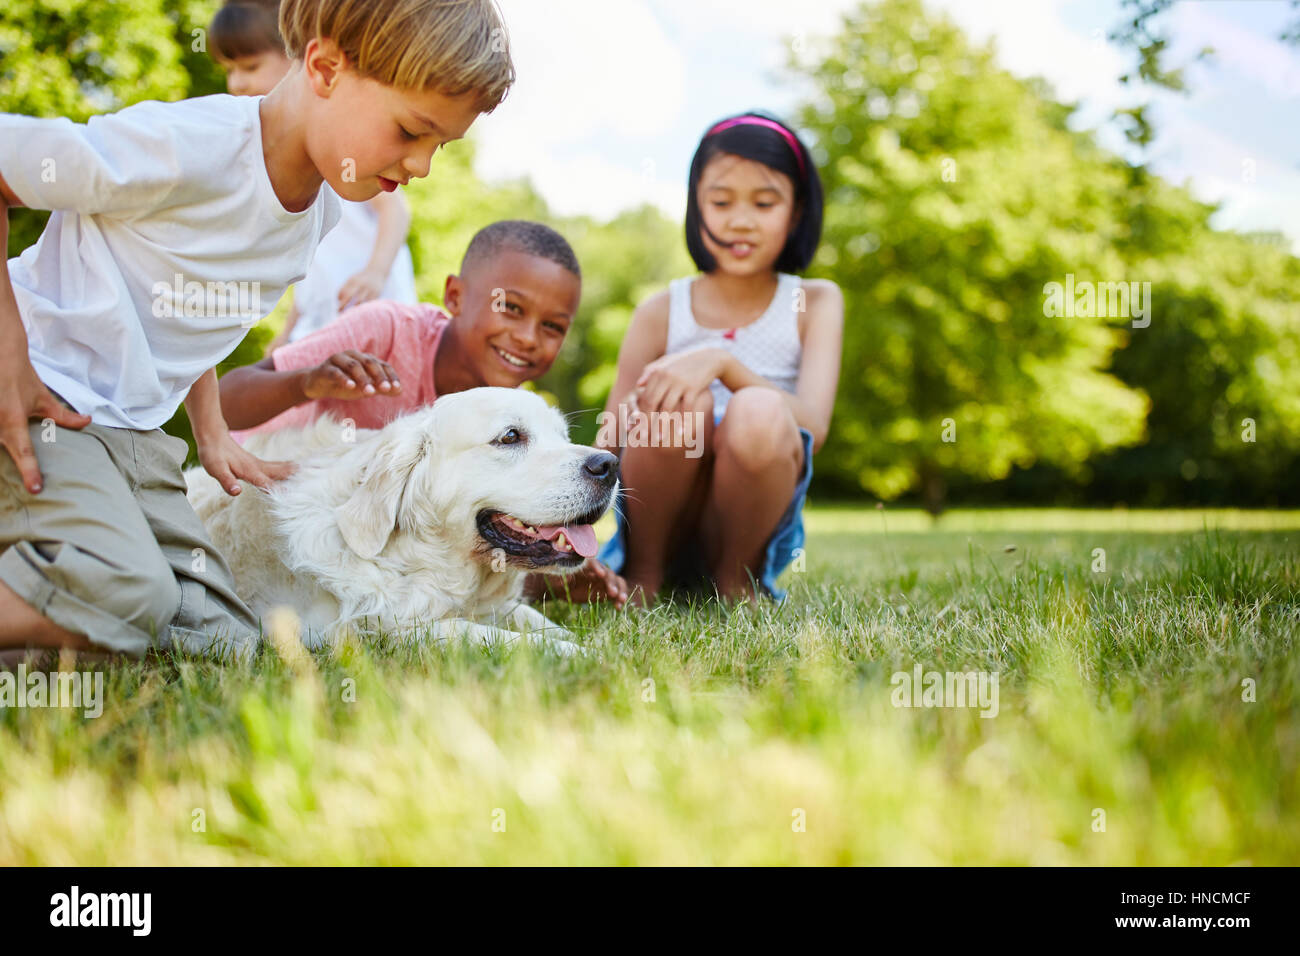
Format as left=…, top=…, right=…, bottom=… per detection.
left=0, top=356, right=91, bottom=494
left=635, top=348, right=725, bottom=415
left=302, top=350, right=402, bottom=401
left=198, top=430, right=296, bottom=496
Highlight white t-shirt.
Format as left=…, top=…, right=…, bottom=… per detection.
left=290, top=196, right=417, bottom=342
left=0, top=94, right=340, bottom=430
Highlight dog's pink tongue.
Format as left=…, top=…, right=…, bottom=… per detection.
left=537, top=523, right=599, bottom=558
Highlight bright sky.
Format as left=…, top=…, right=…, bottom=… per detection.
left=469, top=0, right=1300, bottom=252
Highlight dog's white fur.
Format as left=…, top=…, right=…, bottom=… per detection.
left=185, top=387, right=617, bottom=656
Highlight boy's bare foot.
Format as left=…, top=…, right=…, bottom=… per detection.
left=0, top=646, right=129, bottom=671
left=0, top=648, right=53, bottom=671
left=0, top=579, right=99, bottom=653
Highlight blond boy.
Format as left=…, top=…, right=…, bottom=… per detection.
left=0, top=0, right=513, bottom=660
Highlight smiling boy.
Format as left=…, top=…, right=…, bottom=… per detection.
left=222, top=221, right=581, bottom=435
left=0, top=0, right=515, bottom=660
left=220, top=220, right=629, bottom=606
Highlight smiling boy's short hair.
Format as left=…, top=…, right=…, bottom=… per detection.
left=461, top=220, right=581, bottom=279
left=279, top=0, right=514, bottom=113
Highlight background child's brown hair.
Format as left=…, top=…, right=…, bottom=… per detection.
left=210, top=0, right=284, bottom=60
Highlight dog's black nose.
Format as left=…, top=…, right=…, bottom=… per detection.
left=583, top=451, right=619, bottom=487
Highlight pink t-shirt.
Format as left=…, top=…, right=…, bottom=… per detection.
left=233, top=299, right=448, bottom=440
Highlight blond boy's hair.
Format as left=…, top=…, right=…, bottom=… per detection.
left=279, top=0, right=514, bottom=113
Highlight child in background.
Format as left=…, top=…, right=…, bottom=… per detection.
left=220, top=220, right=629, bottom=607
left=208, top=0, right=418, bottom=349
left=598, top=112, right=844, bottom=605
left=0, top=0, right=513, bottom=661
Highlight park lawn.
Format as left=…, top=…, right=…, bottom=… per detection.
left=0, top=507, right=1296, bottom=865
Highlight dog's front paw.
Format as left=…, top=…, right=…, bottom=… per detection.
left=501, top=602, right=574, bottom=641
left=526, top=633, right=587, bottom=657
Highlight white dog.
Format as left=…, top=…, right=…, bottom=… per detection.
left=185, top=387, right=619, bottom=656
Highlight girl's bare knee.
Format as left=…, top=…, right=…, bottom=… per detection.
left=718, top=389, right=800, bottom=471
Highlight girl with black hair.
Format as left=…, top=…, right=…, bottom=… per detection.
left=596, top=112, right=844, bottom=605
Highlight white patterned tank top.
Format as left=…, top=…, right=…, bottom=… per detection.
left=664, top=272, right=804, bottom=420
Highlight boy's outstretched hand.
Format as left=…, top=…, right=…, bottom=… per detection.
left=0, top=353, right=91, bottom=494
left=197, top=430, right=295, bottom=497
left=302, top=350, right=402, bottom=401
left=525, top=558, right=630, bottom=610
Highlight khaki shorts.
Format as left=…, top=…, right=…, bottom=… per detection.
left=0, top=415, right=261, bottom=660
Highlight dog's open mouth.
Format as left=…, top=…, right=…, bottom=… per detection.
left=476, top=508, right=603, bottom=567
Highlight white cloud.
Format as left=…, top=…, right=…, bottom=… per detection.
left=503, top=150, right=687, bottom=222
left=925, top=0, right=1129, bottom=114
left=1148, top=112, right=1300, bottom=254
left=1171, top=1, right=1300, bottom=100
left=655, top=0, right=854, bottom=42
left=478, top=0, right=684, bottom=150
left=473, top=0, right=688, bottom=217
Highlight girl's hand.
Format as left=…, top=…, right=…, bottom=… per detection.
left=301, top=350, right=402, bottom=401
left=635, top=348, right=727, bottom=415
left=336, top=268, right=386, bottom=311
left=197, top=429, right=295, bottom=497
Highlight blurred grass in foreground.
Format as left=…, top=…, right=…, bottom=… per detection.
left=0, top=507, right=1296, bottom=865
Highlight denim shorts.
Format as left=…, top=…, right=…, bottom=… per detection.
left=597, top=418, right=814, bottom=601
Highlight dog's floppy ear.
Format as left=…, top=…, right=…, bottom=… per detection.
left=335, top=426, right=431, bottom=559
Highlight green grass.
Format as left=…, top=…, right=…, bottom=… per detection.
left=1, top=507, right=1297, bottom=865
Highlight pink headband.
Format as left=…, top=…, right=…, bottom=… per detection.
left=706, top=116, right=807, bottom=178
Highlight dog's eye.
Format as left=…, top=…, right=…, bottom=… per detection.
left=494, top=428, right=524, bottom=446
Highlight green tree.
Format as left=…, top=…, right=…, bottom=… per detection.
left=1075, top=0, right=1300, bottom=504
left=1083, top=231, right=1300, bottom=506
left=793, top=0, right=1149, bottom=512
